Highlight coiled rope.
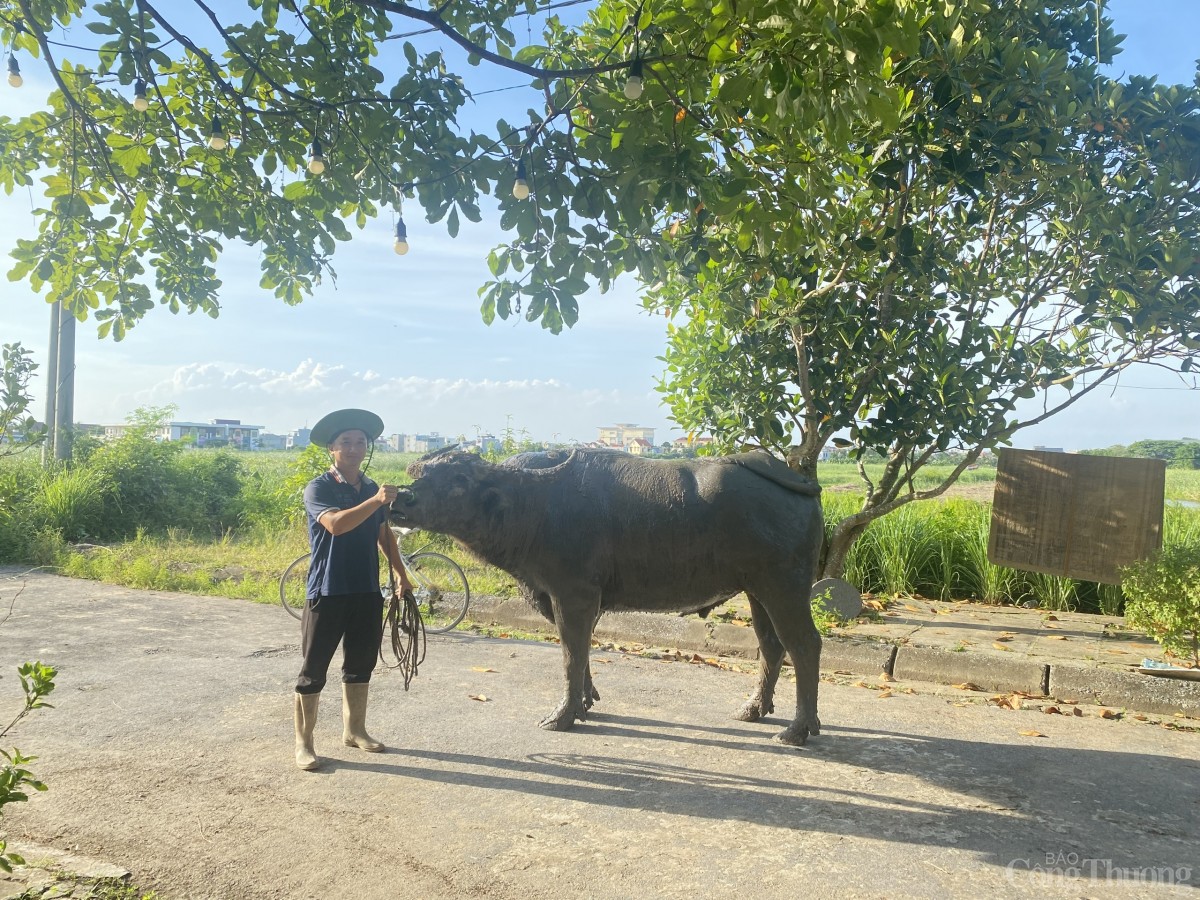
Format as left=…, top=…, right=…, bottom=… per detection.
left=382, top=588, right=426, bottom=690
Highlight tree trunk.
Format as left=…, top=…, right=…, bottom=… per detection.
left=821, top=518, right=871, bottom=581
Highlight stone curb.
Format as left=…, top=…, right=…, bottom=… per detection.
left=465, top=598, right=1200, bottom=718
left=1048, top=663, right=1200, bottom=718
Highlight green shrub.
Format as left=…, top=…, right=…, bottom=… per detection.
left=82, top=432, right=186, bottom=537
left=1, top=661, right=56, bottom=873
left=172, top=451, right=245, bottom=534
left=1121, top=544, right=1200, bottom=665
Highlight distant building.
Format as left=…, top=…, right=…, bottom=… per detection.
left=598, top=423, right=655, bottom=450
left=1032, top=445, right=1065, bottom=454
left=287, top=427, right=311, bottom=450
left=672, top=435, right=713, bottom=450
left=627, top=437, right=655, bottom=456
left=461, top=434, right=501, bottom=454
left=103, top=418, right=264, bottom=449
left=257, top=433, right=287, bottom=451
left=402, top=433, right=449, bottom=454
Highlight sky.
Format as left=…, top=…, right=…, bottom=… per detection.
left=1, top=0, right=1198, bottom=450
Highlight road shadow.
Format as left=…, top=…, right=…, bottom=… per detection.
left=326, top=718, right=1198, bottom=888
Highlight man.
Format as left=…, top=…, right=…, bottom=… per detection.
left=293, top=408, right=410, bottom=771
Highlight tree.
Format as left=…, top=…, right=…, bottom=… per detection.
left=2, top=2, right=1198, bottom=577
left=638, top=4, right=1200, bottom=576
left=0, top=343, right=45, bottom=457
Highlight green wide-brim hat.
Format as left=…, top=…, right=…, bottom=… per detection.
left=310, top=408, right=385, bottom=447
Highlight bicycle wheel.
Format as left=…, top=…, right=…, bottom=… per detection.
left=407, top=551, right=470, bottom=633
left=280, top=553, right=311, bottom=620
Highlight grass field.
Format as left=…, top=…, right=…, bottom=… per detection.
left=6, top=449, right=1200, bottom=618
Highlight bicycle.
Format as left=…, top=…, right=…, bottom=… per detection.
left=279, top=527, right=471, bottom=633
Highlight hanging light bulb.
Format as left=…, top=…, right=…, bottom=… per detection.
left=307, top=137, right=326, bottom=175
left=6, top=53, right=22, bottom=89
left=207, top=115, right=228, bottom=151
left=393, top=218, right=409, bottom=256
left=624, top=59, right=644, bottom=100
left=512, top=160, right=530, bottom=200
left=133, top=78, right=149, bottom=112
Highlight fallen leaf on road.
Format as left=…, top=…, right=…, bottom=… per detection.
left=903, top=604, right=921, bottom=612
left=471, top=667, right=498, bottom=673
left=1044, top=614, right=1059, bottom=621
left=1072, top=707, right=1084, bottom=717
left=1098, top=709, right=1120, bottom=719
left=879, top=672, right=895, bottom=682
left=1044, top=706, right=1060, bottom=715
left=992, top=642, right=1012, bottom=652
left=952, top=682, right=981, bottom=691
left=468, top=694, right=490, bottom=702
left=1018, top=729, right=1046, bottom=738
left=1047, top=635, right=1067, bottom=641
left=993, top=635, right=1014, bottom=642
left=852, top=680, right=870, bottom=689
left=1043, top=622, right=1060, bottom=629
left=877, top=689, right=894, bottom=699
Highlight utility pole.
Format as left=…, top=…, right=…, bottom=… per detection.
left=42, top=301, right=59, bottom=464
left=55, top=303, right=76, bottom=460
left=42, top=301, right=76, bottom=463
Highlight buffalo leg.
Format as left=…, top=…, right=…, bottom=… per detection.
left=583, top=609, right=603, bottom=709
left=749, top=574, right=822, bottom=746
left=538, top=591, right=599, bottom=731
left=734, top=594, right=783, bottom=722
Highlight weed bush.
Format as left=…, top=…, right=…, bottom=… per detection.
left=1121, top=543, right=1200, bottom=664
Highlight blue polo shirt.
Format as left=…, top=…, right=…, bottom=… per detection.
left=303, top=471, right=387, bottom=599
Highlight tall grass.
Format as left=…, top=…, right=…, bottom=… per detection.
left=33, top=467, right=108, bottom=542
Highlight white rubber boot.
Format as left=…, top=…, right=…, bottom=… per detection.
left=342, top=682, right=384, bottom=752
left=294, top=692, right=320, bottom=771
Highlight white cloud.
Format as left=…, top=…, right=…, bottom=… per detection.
left=102, top=359, right=668, bottom=441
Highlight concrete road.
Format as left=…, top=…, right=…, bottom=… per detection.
left=1, top=572, right=1197, bottom=899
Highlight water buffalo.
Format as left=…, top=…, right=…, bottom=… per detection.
left=394, top=447, right=825, bottom=746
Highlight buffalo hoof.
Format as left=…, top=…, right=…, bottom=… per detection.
left=774, top=716, right=821, bottom=747
left=538, top=702, right=586, bottom=731
left=582, top=684, right=601, bottom=710
left=733, top=698, right=773, bottom=722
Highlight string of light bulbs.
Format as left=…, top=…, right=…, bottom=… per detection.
left=2, top=19, right=650, bottom=261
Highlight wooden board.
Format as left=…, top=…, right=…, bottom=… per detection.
left=988, top=449, right=1165, bottom=585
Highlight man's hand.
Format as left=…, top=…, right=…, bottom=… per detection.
left=376, top=483, right=400, bottom=506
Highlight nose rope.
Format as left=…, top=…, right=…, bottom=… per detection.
left=382, top=587, right=425, bottom=689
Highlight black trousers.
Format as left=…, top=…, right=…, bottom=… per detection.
left=295, top=591, right=383, bottom=694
